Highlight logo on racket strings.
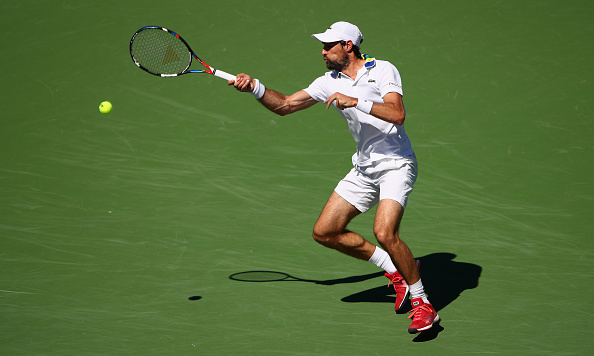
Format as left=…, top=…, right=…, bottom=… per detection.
left=163, top=45, right=180, bottom=65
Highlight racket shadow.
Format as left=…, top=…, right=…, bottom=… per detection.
left=229, top=270, right=384, bottom=284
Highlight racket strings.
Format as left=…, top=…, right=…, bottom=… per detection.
left=131, top=29, right=190, bottom=75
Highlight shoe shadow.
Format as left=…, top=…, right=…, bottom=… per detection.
left=412, top=320, right=444, bottom=342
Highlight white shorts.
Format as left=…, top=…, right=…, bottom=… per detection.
left=334, top=156, right=418, bottom=213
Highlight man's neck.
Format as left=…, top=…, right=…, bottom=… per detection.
left=341, top=56, right=366, bottom=80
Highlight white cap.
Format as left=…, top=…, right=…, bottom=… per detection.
left=311, top=21, right=364, bottom=47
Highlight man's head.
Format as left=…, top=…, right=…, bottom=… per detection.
left=312, top=22, right=364, bottom=70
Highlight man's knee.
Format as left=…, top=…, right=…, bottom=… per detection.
left=374, top=228, right=398, bottom=247
left=312, top=224, right=333, bottom=245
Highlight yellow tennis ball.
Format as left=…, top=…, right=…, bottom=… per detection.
left=99, top=101, right=112, bottom=114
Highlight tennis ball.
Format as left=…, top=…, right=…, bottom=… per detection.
left=99, top=101, right=112, bottom=114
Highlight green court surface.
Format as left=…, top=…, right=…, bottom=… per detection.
left=1, top=1, right=592, bottom=354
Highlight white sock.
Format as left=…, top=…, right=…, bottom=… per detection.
left=368, top=246, right=397, bottom=274
left=409, top=279, right=430, bottom=304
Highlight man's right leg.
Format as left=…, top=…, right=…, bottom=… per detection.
left=312, top=191, right=377, bottom=261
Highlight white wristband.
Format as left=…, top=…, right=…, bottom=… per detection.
left=250, top=79, right=266, bottom=100
left=356, top=99, right=373, bottom=114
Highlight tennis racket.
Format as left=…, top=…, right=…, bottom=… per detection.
left=129, top=26, right=236, bottom=81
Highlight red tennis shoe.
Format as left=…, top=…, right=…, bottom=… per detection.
left=384, top=260, right=420, bottom=312
left=384, top=271, right=409, bottom=311
left=407, top=298, right=439, bottom=334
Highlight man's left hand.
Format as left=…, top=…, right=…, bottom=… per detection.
left=325, top=92, right=358, bottom=110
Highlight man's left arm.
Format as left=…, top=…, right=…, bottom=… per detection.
left=324, top=91, right=406, bottom=125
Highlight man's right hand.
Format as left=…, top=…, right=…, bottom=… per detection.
left=229, top=73, right=255, bottom=93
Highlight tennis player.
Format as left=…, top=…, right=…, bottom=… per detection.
left=231, top=21, right=439, bottom=334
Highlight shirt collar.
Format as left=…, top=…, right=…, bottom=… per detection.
left=333, top=54, right=376, bottom=80
left=363, top=54, right=376, bottom=69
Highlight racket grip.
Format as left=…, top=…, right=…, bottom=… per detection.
left=213, top=69, right=236, bottom=81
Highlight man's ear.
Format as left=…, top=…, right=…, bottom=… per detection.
left=343, top=40, right=354, bottom=52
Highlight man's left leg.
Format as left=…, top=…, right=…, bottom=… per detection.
left=374, top=199, right=419, bottom=285
left=374, top=198, right=439, bottom=334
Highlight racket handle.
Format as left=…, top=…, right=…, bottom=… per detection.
left=213, top=69, right=236, bottom=81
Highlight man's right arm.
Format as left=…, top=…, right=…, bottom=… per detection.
left=231, top=74, right=317, bottom=116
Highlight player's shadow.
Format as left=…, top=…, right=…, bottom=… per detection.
left=227, top=253, right=481, bottom=312
left=341, top=252, right=482, bottom=314
left=227, top=252, right=481, bottom=342
left=340, top=252, right=481, bottom=342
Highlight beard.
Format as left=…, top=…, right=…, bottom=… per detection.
left=325, top=55, right=350, bottom=71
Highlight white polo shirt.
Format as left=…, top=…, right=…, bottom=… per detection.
left=304, top=58, right=414, bottom=173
